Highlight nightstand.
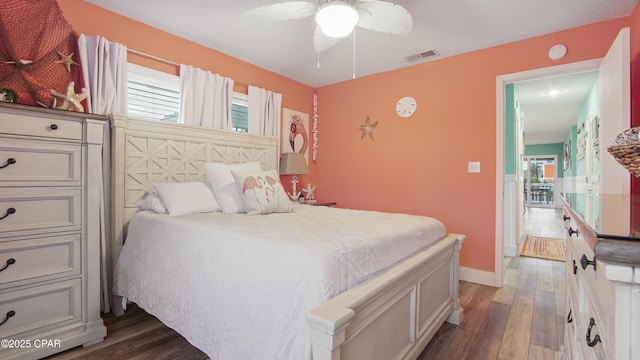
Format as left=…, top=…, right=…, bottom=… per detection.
left=307, top=201, right=336, bottom=207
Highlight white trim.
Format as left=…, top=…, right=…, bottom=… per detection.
left=495, top=59, right=601, bottom=288
left=459, top=266, right=497, bottom=287
left=503, top=174, right=517, bottom=257
left=232, top=91, right=248, bottom=104
left=128, top=63, right=179, bottom=89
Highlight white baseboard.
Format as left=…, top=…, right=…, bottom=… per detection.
left=459, top=266, right=498, bottom=287
left=504, top=245, right=516, bottom=257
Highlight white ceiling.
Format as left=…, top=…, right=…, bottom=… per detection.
left=86, top=0, right=635, bottom=144
left=515, top=71, right=599, bottom=145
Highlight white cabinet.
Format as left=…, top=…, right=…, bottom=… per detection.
left=562, top=199, right=640, bottom=360
left=0, top=104, right=106, bottom=359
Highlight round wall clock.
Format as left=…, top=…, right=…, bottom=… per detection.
left=396, top=96, right=417, bottom=118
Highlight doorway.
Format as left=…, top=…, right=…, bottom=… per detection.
left=494, top=58, right=601, bottom=287
left=523, top=155, right=557, bottom=208
left=495, top=28, right=630, bottom=288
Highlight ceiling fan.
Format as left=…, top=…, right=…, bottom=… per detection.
left=244, top=0, right=413, bottom=52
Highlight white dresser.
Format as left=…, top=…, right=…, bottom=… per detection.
left=0, top=103, right=106, bottom=359
left=562, top=193, right=640, bottom=360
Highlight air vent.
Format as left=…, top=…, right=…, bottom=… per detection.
left=404, top=49, right=438, bottom=62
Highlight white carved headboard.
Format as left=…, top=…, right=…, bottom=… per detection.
left=109, top=113, right=279, bottom=264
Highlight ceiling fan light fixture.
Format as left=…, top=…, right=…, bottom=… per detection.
left=315, top=1, right=359, bottom=38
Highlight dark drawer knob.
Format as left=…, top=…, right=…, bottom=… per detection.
left=0, top=310, right=15, bottom=327
left=0, top=258, right=15, bottom=272
left=0, top=158, right=16, bottom=169
left=49, top=124, right=58, bottom=130
left=572, top=259, right=577, bottom=275
left=563, top=215, right=570, bottom=221
left=581, top=254, right=596, bottom=271
left=567, top=309, right=573, bottom=323
left=568, top=227, right=579, bottom=236
left=0, top=207, right=16, bottom=220
left=586, top=317, right=602, bottom=347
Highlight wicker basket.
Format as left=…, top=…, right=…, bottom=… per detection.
left=607, top=144, right=640, bottom=178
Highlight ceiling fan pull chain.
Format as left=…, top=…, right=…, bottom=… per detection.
left=352, top=28, right=356, bottom=79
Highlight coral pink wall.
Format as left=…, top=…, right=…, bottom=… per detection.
left=312, top=18, right=630, bottom=273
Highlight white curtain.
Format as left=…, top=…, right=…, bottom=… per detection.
left=179, top=64, right=234, bottom=129
left=77, top=34, right=128, bottom=313
left=77, top=34, right=128, bottom=114
left=248, top=85, right=282, bottom=137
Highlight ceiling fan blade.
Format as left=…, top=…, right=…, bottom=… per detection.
left=313, top=26, right=342, bottom=52
left=356, top=1, right=413, bottom=34
left=244, top=1, right=317, bottom=20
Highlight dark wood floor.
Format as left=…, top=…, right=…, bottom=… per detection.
left=47, top=208, right=565, bottom=360
left=418, top=257, right=565, bottom=360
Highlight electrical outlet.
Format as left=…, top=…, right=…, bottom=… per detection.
left=468, top=162, right=480, bottom=173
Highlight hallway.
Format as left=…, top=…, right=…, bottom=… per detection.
left=524, top=207, right=565, bottom=239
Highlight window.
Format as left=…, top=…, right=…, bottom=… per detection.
left=128, top=63, right=180, bottom=122
left=127, top=63, right=249, bottom=132
left=231, top=92, right=248, bottom=132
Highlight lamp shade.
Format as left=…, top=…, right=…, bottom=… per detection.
left=279, top=152, right=310, bottom=175
left=315, top=0, right=359, bottom=38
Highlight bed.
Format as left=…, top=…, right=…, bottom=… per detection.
left=109, top=114, right=464, bottom=360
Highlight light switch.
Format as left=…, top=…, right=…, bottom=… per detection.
left=468, top=162, right=480, bottom=173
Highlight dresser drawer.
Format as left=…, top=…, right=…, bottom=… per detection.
left=0, top=278, right=81, bottom=338
left=0, top=187, right=81, bottom=238
left=0, top=235, right=80, bottom=288
left=0, top=139, right=81, bottom=186
left=575, top=299, right=609, bottom=360
left=0, top=112, right=82, bottom=141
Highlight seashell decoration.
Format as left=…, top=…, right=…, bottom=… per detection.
left=615, top=126, right=640, bottom=146
left=608, top=126, right=640, bottom=178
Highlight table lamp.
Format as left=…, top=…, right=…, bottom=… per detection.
left=279, top=152, right=309, bottom=201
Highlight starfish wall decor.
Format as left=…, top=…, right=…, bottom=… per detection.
left=357, top=116, right=379, bottom=140
left=50, top=81, right=88, bottom=112
left=55, top=51, right=79, bottom=73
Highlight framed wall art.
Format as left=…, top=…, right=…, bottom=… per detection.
left=281, top=108, right=309, bottom=163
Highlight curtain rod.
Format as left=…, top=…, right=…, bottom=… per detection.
left=127, top=48, right=248, bottom=88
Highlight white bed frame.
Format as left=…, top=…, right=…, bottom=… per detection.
left=109, top=114, right=464, bottom=360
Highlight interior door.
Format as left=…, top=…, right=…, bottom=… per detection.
left=598, top=27, right=631, bottom=230
left=598, top=27, right=630, bottom=195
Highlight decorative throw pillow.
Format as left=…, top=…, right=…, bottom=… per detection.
left=153, top=182, right=220, bottom=216
left=138, top=192, right=168, bottom=214
left=231, top=169, right=293, bottom=215
left=204, top=162, right=263, bottom=214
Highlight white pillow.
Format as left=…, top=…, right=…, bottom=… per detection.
left=138, top=192, right=168, bottom=214
left=153, top=182, right=220, bottom=216
left=231, top=169, right=293, bottom=215
left=204, top=162, right=263, bottom=214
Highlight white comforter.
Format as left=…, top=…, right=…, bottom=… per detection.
left=113, top=204, right=446, bottom=360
